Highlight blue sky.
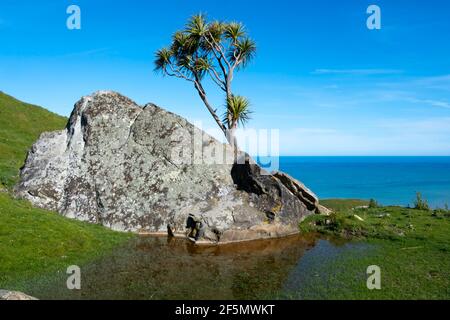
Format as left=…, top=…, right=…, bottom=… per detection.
left=1, top=0, right=450, bottom=155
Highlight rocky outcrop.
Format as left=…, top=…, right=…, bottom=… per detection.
left=15, top=91, right=324, bottom=244
left=272, top=171, right=318, bottom=211
left=0, top=290, right=37, bottom=300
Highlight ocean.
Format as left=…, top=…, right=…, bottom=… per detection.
left=266, top=156, right=450, bottom=208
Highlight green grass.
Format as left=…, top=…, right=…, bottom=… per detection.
left=320, top=199, right=369, bottom=212
left=0, top=91, right=67, bottom=188
left=298, top=199, right=450, bottom=299
left=0, top=192, right=133, bottom=290
left=0, top=92, right=134, bottom=291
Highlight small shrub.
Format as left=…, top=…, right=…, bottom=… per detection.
left=414, top=192, right=430, bottom=211
left=437, top=204, right=450, bottom=218
left=369, top=199, right=379, bottom=208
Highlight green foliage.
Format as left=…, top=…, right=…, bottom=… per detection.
left=369, top=198, right=379, bottom=208
left=299, top=199, right=450, bottom=299
left=320, top=199, right=369, bottom=212
left=0, top=92, right=67, bottom=188
left=302, top=198, right=449, bottom=241
left=0, top=193, right=133, bottom=290
left=414, top=192, right=430, bottom=211
left=154, top=14, right=256, bottom=135
left=154, top=14, right=256, bottom=80
left=224, top=95, right=252, bottom=128
left=432, top=206, right=450, bottom=218
left=232, top=37, right=256, bottom=68
left=224, top=22, right=245, bottom=41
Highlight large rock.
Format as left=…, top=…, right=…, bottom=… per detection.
left=15, top=91, right=322, bottom=243
left=0, top=290, right=37, bottom=300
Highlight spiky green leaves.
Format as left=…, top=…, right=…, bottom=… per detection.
left=224, top=22, right=245, bottom=42
left=154, top=13, right=256, bottom=78
left=224, top=95, right=252, bottom=128
left=153, top=13, right=257, bottom=135
left=233, top=38, right=256, bottom=68
left=171, top=31, right=199, bottom=58
left=154, top=48, right=173, bottom=73
left=207, top=21, right=225, bottom=43
left=186, top=14, right=208, bottom=37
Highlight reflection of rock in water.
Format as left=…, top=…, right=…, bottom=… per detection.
left=28, top=235, right=318, bottom=300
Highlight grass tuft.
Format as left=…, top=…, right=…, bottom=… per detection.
left=414, top=192, right=431, bottom=211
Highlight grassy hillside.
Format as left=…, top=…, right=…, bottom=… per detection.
left=0, top=92, right=133, bottom=290
left=298, top=199, right=450, bottom=299
left=0, top=92, right=67, bottom=188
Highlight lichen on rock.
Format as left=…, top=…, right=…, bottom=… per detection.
left=15, top=91, right=324, bottom=244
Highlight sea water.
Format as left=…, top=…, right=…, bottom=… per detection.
left=273, top=156, right=450, bottom=208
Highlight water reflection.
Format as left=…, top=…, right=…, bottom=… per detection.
left=28, top=234, right=368, bottom=300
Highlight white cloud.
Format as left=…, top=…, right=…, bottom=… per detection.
left=406, top=98, right=450, bottom=109
left=323, top=84, right=339, bottom=89
left=312, top=69, right=404, bottom=75
left=370, top=90, right=450, bottom=110
left=414, top=74, right=450, bottom=91
left=278, top=119, right=450, bottom=156
left=378, top=117, right=450, bottom=133
left=377, top=74, right=450, bottom=92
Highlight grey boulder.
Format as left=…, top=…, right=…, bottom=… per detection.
left=0, top=290, right=37, bottom=300
left=15, top=91, right=324, bottom=243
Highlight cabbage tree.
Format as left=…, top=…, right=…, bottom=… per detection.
left=154, top=14, right=256, bottom=149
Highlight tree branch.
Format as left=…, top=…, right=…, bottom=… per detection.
left=215, top=42, right=232, bottom=70
left=193, top=78, right=227, bottom=135
left=165, top=63, right=195, bottom=83
left=205, top=31, right=232, bottom=71
left=207, top=69, right=226, bottom=91
left=204, top=32, right=229, bottom=79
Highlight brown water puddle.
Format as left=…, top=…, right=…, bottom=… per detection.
left=26, top=234, right=369, bottom=300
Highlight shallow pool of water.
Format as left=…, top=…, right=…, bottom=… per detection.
left=27, top=234, right=371, bottom=300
